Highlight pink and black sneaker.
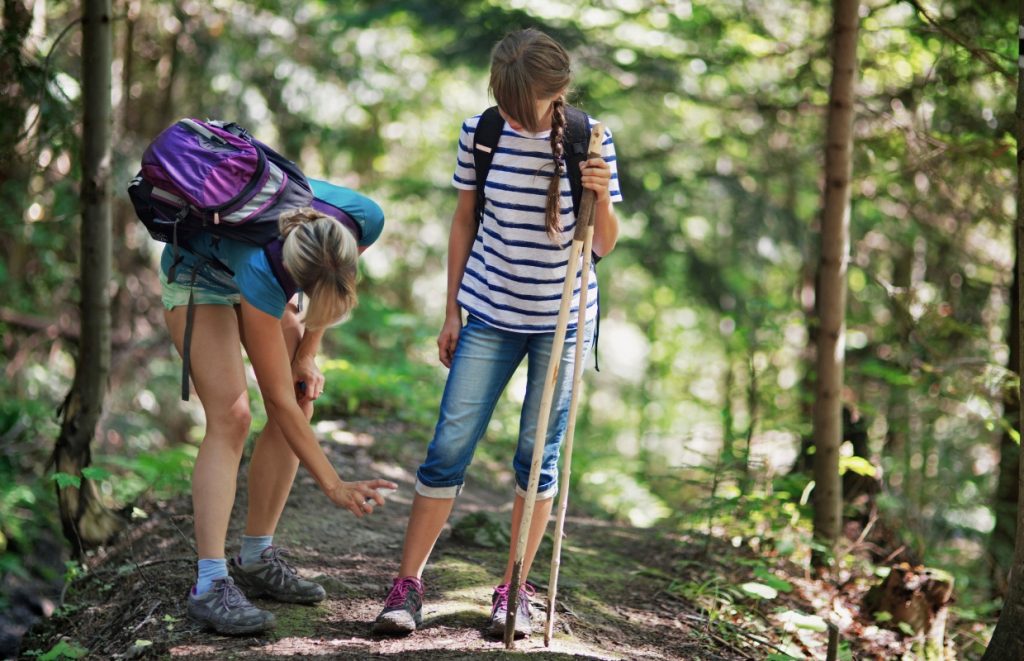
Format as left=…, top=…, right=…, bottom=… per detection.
left=487, top=582, right=535, bottom=638
left=372, top=576, right=424, bottom=635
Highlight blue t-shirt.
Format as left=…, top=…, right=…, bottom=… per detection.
left=309, top=178, right=385, bottom=247
left=160, top=183, right=384, bottom=319
left=161, top=235, right=288, bottom=318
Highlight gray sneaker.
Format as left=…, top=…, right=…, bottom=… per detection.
left=228, top=546, right=326, bottom=604
left=487, top=582, right=535, bottom=638
left=187, top=577, right=276, bottom=635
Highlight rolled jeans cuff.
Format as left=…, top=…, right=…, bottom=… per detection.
left=515, top=482, right=557, bottom=501
left=414, top=478, right=464, bottom=499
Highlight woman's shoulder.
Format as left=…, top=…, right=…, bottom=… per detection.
left=229, top=244, right=288, bottom=318
left=216, top=238, right=276, bottom=285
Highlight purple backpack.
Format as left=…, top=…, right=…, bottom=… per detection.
left=128, top=119, right=313, bottom=253
left=127, top=119, right=367, bottom=401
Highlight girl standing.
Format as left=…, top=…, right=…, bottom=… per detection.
left=162, top=200, right=398, bottom=635
left=374, top=28, right=622, bottom=638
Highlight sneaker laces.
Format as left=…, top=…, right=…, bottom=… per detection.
left=385, top=577, right=422, bottom=608
left=493, top=582, right=535, bottom=612
left=213, top=578, right=250, bottom=610
left=492, top=583, right=511, bottom=611
left=261, top=546, right=297, bottom=576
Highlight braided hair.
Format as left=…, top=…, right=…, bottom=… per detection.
left=545, top=96, right=567, bottom=240
left=489, top=28, right=572, bottom=242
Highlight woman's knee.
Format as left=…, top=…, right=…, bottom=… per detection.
left=207, top=397, right=253, bottom=447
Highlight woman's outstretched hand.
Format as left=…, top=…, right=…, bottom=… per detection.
left=326, top=479, right=399, bottom=518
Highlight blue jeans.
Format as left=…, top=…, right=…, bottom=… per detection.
left=415, top=315, right=594, bottom=500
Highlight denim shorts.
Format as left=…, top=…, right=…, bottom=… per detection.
left=415, top=315, right=594, bottom=500
left=160, top=266, right=241, bottom=310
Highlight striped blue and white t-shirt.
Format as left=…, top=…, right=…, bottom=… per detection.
left=451, top=113, right=623, bottom=333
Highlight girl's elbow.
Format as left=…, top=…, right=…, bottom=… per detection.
left=594, top=230, right=620, bottom=257
left=594, top=241, right=616, bottom=258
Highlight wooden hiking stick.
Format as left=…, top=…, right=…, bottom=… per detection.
left=504, top=122, right=605, bottom=649
left=543, top=196, right=597, bottom=646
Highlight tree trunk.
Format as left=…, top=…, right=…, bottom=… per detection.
left=1, top=0, right=39, bottom=287
left=991, top=263, right=1019, bottom=598
left=741, top=350, right=757, bottom=495
left=51, top=0, right=123, bottom=555
left=721, top=355, right=737, bottom=468
left=812, top=0, right=859, bottom=559
left=983, top=3, right=1024, bottom=656
left=794, top=160, right=818, bottom=475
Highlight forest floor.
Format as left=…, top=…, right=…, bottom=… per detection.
left=20, top=416, right=928, bottom=660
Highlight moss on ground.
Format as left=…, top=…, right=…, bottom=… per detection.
left=264, top=602, right=328, bottom=639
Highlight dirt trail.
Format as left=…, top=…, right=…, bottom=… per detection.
left=23, top=420, right=740, bottom=660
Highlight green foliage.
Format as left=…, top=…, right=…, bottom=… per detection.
left=101, top=445, right=198, bottom=503
left=668, top=576, right=743, bottom=621
left=50, top=472, right=80, bottom=489
left=30, top=638, right=88, bottom=661
left=450, top=511, right=510, bottom=549
left=838, top=455, right=876, bottom=477
left=739, top=581, right=778, bottom=600
left=776, top=610, right=827, bottom=632
left=666, top=462, right=816, bottom=565
left=0, top=399, right=61, bottom=579
left=319, top=358, right=431, bottom=421
left=1, top=3, right=1019, bottom=656
left=753, top=566, right=793, bottom=594
left=316, top=295, right=442, bottom=429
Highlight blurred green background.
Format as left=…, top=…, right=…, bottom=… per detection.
left=0, top=1, right=1017, bottom=656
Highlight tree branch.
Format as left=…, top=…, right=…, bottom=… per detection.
left=903, top=0, right=1014, bottom=82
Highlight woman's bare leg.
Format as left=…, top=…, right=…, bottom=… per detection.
left=240, top=305, right=310, bottom=536
left=165, top=305, right=251, bottom=559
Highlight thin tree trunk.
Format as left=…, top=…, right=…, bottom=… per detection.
left=991, top=265, right=1020, bottom=598
left=52, top=0, right=123, bottom=555
left=792, top=156, right=819, bottom=475
left=908, top=237, right=927, bottom=521
left=741, top=350, right=757, bottom=495
left=1, top=0, right=38, bottom=286
left=721, top=356, right=736, bottom=467
left=982, top=4, right=1024, bottom=656
left=881, top=248, right=911, bottom=497
left=812, top=0, right=859, bottom=558
left=158, top=10, right=181, bottom=131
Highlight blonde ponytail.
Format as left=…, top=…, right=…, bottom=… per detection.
left=279, top=207, right=359, bottom=329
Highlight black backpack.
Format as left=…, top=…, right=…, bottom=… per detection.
left=471, top=104, right=601, bottom=368
left=472, top=105, right=593, bottom=226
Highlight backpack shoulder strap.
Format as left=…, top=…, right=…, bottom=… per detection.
left=473, top=106, right=504, bottom=223
left=263, top=239, right=298, bottom=302
left=562, top=105, right=591, bottom=219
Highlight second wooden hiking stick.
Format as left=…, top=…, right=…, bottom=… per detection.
left=504, top=122, right=605, bottom=649
left=543, top=179, right=597, bottom=646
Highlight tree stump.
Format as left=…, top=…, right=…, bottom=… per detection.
left=864, top=563, right=954, bottom=659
